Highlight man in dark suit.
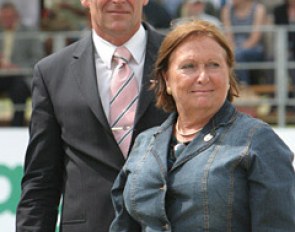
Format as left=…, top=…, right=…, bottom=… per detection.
left=16, top=0, right=168, bottom=231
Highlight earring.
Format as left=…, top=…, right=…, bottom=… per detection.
left=166, top=87, right=172, bottom=95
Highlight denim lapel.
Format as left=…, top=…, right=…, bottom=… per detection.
left=170, top=101, right=237, bottom=171
left=148, top=101, right=238, bottom=173
left=171, top=128, right=219, bottom=171
left=150, top=114, right=175, bottom=175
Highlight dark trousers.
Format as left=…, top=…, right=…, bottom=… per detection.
left=0, top=76, right=30, bottom=126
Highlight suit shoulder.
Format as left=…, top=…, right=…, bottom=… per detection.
left=144, top=22, right=165, bottom=45
left=37, top=35, right=91, bottom=68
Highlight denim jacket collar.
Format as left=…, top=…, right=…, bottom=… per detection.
left=156, top=100, right=237, bottom=133
left=151, top=100, right=238, bottom=172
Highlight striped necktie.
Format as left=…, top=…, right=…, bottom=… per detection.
left=109, top=46, right=139, bottom=158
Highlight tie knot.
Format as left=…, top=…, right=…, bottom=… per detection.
left=114, top=46, right=132, bottom=63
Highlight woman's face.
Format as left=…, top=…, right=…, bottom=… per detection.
left=164, top=35, right=230, bottom=116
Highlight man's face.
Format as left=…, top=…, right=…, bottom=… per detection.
left=81, top=0, right=149, bottom=45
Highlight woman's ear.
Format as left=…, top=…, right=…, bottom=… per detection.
left=162, top=71, right=171, bottom=95
left=81, top=0, right=90, bottom=8
left=162, top=71, right=169, bottom=85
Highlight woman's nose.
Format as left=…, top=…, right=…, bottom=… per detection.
left=196, top=66, right=209, bottom=84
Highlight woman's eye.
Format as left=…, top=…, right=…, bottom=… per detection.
left=180, top=63, right=195, bottom=70
left=207, top=62, right=220, bottom=69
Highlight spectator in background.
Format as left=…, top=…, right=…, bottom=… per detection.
left=0, top=0, right=40, bottom=28
left=210, top=0, right=228, bottom=10
left=41, top=0, right=88, bottom=31
left=159, top=0, right=221, bottom=19
left=221, top=0, right=267, bottom=85
left=159, top=0, right=183, bottom=19
left=0, top=2, right=43, bottom=126
left=274, top=0, right=295, bottom=96
left=260, top=0, right=284, bottom=14
left=274, top=0, right=295, bottom=62
left=172, top=0, right=222, bottom=28
left=41, top=0, right=89, bottom=54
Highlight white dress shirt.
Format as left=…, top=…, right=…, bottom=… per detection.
left=92, top=25, right=147, bottom=119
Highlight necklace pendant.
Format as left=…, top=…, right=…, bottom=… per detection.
left=174, top=143, right=186, bottom=151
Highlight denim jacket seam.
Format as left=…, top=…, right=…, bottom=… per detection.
left=129, top=133, right=161, bottom=224
left=129, top=141, right=151, bottom=223
left=150, top=135, right=170, bottom=222
left=201, top=125, right=231, bottom=231
left=227, top=149, right=247, bottom=232
left=240, top=123, right=265, bottom=170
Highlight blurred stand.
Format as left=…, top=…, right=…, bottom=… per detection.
left=40, top=0, right=89, bottom=55
left=171, top=0, right=222, bottom=28
left=0, top=0, right=40, bottom=28
left=0, top=1, right=294, bottom=127
left=0, top=2, right=43, bottom=126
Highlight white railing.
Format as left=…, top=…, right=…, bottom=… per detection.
left=224, top=25, right=295, bottom=127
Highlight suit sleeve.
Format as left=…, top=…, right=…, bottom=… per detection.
left=16, top=63, right=64, bottom=232
left=109, top=167, right=141, bottom=232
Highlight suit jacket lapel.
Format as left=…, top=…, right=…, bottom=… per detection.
left=70, top=26, right=164, bottom=143
left=70, top=35, right=112, bottom=135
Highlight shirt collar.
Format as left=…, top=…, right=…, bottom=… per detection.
left=92, top=25, right=147, bottom=69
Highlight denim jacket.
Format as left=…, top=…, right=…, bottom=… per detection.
left=110, top=101, right=295, bottom=232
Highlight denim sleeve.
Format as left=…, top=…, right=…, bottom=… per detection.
left=247, top=125, right=295, bottom=231
left=109, top=167, right=141, bottom=232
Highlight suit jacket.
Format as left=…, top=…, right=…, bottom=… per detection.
left=16, top=23, right=169, bottom=232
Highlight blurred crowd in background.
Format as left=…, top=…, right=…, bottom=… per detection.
left=0, top=0, right=294, bottom=127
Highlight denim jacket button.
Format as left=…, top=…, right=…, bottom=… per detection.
left=160, top=184, right=167, bottom=191
left=162, top=223, right=169, bottom=230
